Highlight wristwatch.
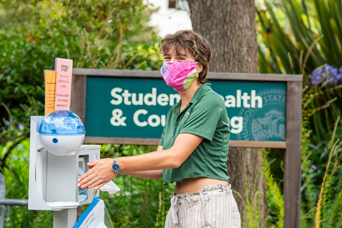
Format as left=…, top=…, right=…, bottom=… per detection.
left=112, top=157, right=121, bottom=173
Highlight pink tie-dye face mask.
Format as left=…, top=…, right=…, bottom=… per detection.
left=160, top=61, right=199, bottom=92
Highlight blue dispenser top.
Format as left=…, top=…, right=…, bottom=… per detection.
left=39, top=110, right=85, bottom=135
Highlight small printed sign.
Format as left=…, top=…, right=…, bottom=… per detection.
left=54, top=58, right=73, bottom=111
left=44, top=70, right=57, bottom=116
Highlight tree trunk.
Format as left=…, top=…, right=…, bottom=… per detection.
left=188, top=0, right=266, bottom=225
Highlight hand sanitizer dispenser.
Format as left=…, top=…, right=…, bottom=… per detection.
left=28, top=110, right=100, bottom=228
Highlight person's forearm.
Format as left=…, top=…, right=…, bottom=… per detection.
left=122, top=170, right=163, bottom=180
left=118, top=149, right=179, bottom=173
left=118, top=134, right=202, bottom=173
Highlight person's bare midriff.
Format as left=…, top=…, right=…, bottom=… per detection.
left=175, top=177, right=229, bottom=195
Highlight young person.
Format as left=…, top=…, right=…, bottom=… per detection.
left=78, top=30, right=241, bottom=227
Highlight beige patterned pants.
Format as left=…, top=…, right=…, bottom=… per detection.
left=165, top=184, right=241, bottom=228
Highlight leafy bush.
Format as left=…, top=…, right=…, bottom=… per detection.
left=256, top=0, right=342, bottom=227
left=0, top=1, right=168, bottom=227
left=257, top=0, right=342, bottom=142
left=0, top=0, right=160, bottom=129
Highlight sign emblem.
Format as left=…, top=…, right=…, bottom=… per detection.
left=237, top=89, right=286, bottom=141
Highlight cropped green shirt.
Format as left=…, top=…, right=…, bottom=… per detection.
left=159, top=83, right=230, bottom=185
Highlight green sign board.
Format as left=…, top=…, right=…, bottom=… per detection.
left=85, top=77, right=286, bottom=141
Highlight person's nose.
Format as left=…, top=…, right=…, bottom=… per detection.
left=169, top=56, right=177, bottom=63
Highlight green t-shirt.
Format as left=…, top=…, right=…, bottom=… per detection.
left=159, top=83, right=230, bottom=185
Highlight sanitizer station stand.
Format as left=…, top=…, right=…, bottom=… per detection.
left=28, top=111, right=100, bottom=228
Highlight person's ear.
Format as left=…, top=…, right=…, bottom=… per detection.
left=196, top=63, right=203, bottom=74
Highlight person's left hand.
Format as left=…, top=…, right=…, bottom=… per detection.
left=77, top=158, right=117, bottom=191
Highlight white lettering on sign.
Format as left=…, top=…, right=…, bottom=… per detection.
left=132, top=93, right=143, bottom=105
left=157, top=93, right=169, bottom=106
left=110, top=87, right=262, bottom=131
left=110, top=87, right=180, bottom=107
left=122, top=89, right=132, bottom=105
left=110, top=88, right=123, bottom=105
left=110, top=109, right=127, bottom=126
left=133, top=109, right=148, bottom=127
left=224, top=90, right=262, bottom=108
left=111, top=88, right=262, bottom=109
left=230, top=116, right=243, bottom=134
left=133, top=109, right=166, bottom=127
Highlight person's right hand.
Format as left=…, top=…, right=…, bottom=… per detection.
left=77, top=158, right=116, bottom=191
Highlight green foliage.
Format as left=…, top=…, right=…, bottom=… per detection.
left=0, top=87, right=42, bottom=170
left=263, top=149, right=284, bottom=228
left=0, top=1, right=166, bottom=227
left=256, top=1, right=342, bottom=227
left=240, top=150, right=266, bottom=228
left=300, top=106, right=317, bottom=226
left=313, top=117, right=342, bottom=227
left=0, top=0, right=161, bottom=130
left=0, top=84, right=46, bottom=227
left=240, top=149, right=286, bottom=228
left=256, top=0, right=342, bottom=143
left=257, top=0, right=342, bottom=74
left=263, top=111, right=342, bottom=228
left=1, top=138, right=54, bottom=227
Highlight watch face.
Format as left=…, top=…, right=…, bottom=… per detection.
left=112, top=164, right=120, bottom=172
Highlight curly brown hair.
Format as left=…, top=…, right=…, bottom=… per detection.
left=160, top=30, right=212, bottom=84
